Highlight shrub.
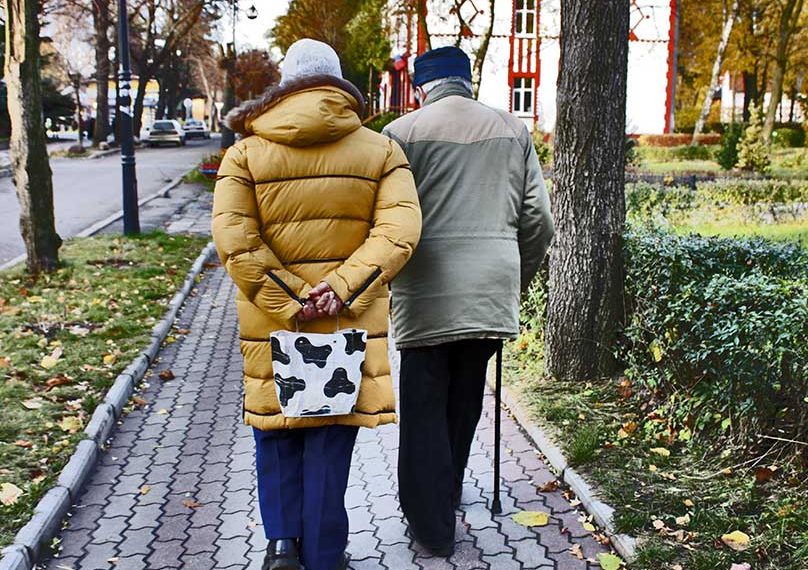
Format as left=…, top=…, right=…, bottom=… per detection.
left=771, top=127, right=806, bottom=148
left=622, top=228, right=808, bottom=447
left=636, top=144, right=716, bottom=163
left=532, top=130, right=553, bottom=166
left=716, top=122, right=744, bottom=170
left=737, top=104, right=771, bottom=173
left=700, top=179, right=808, bottom=205
left=626, top=183, right=695, bottom=220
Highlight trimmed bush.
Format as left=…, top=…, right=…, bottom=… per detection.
left=737, top=104, right=771, bottom=173
left=363, top=112, right=399, bottom=133
left=716, top=122, right=744, bottom=170
left=622, top=228, right=808, bottom=445
left=771, top=127, right=806, bottom=148
left=638, top=133, right=722, bottom=147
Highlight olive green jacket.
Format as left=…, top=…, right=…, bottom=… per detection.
left=383, top=82, right=554, bottom=349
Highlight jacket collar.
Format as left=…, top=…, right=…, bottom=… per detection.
left=423, top=81, right=474, bottom=106
left=224, top=74, right=366, bottom=136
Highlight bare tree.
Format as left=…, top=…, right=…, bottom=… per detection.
left=545, top=0, right=630, bottom=379
left=471, top=0, right=495, bottom=98
left=5, top=0, right=62, bottom=272
left=92, top=0, right=112, bottom=145
left=692, top=0, right=740, bottom=144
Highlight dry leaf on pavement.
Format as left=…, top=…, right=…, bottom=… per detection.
left=570, top=543, right=584, bottom=560
left=597, top=553, right=624, bottom=570
left=159, top=370, right=176, bottom=381
left=512, top=511, right=550, bottom=527
left=183, top=498, right=202, bottom=509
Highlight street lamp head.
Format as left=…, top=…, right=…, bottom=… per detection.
left=246, top=4, right=258, bottom=19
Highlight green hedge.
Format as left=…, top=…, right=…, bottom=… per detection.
left=636, top=144, right=716, bottom=163
left=771, top=127, right=806, bottom=148
left=622, top=228, right=808, bottom=445
left=626, top=179, right=808, bottom=218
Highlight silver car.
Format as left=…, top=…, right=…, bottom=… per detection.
left=145, top=120, right=186, bottom=147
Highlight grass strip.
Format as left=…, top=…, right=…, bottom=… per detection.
left=505, top=343, right=808, bottom=570
left=0, top=232, right=208, bottom=548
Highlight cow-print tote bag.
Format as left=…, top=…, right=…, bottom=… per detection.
left=269, top=326, right=367, bottom=417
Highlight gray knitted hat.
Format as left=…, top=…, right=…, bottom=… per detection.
left=280, top=39, right=343, bottom=85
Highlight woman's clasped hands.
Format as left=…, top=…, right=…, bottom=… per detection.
left=298, top=281, right=344, bottom=322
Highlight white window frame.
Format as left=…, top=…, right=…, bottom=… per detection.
left=512, top=77, right=535, bottom=116
left=514, top=0, right=537, bottom=37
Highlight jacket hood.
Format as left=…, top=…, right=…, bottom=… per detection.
left=224, top=75, right=366, bottom=147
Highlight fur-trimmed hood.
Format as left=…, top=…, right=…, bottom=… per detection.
left=223, top=75, right=367, bottom=147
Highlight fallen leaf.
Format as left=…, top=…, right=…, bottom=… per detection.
left=649, top=340, right=663, bottom=362
left=58, top=416, right=83, bottom=433
left=538, top=480, right=559, bottom=492
left=159, top=370, right=175, bottom=381
left=157, top=408, right=169, bottom=415
left=107, top=557, right=119, bottom=564
left=652, top=520, right=666, bottom=531
left=570, top=543, right=584, bottom=560
left=176, top=328, right=191, bottom=335
left=512, top=511, right=550, bottom=527
left=683, top=499, right=695, bottom=508
left=40, top=347, right=63, bottom=369
left=14, top=440, right=33, bottom=448
left=730, top=564, right=751, bottom=570
left=721, top=530, right=751, bottom=552
left=102, top=354, right=117, bottom=365
left=45, top=375, right=72, bottom=390
left=754, top=466, right=775, bottom=484
left=582, top=522, right=596, bottom=532
left=131, top=396, right=148, bottom=407
left=649, top=464, right=658, bottom=472
left=616, top=378, right=633, bottom=398
left=597, top=552, right=624, bottom=570
left=0, top=357, right=10, bottom=368
left=0, top=482, right=23, bottom=506
left=164, top=336, right=176, bottom=344
left=675, top=513, right=691, bottom=527
left=650, top=447, right=671, bottom=458
left=183, top=498, right=202, bottom=509
left=140, top=485, right=151, bottom=495
left=22, top=398, right=44, bottom=410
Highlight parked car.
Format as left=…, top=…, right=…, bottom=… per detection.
left=143, top=120, right=186, bottom=147
left=183, top=119, right=211, bottom=140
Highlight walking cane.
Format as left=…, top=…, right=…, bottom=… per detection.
left=491, top=341, right=503, bottom=515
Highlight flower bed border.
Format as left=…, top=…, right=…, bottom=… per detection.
left=0, top=242, right=216, bottom=570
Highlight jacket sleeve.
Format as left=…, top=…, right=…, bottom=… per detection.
left=517, top=127, right=555, bottom=292
left=211, top=144, right=312, bottom=324
left=322, top=140, right=422, bottom=317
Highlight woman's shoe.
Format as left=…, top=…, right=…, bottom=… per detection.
left=262, top=539, right=303, bottom=570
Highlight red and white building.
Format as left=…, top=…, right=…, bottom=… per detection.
left=383, top=0, right=679, bottom=135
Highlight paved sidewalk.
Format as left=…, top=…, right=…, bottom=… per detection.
left=39, top=197, right=609, bottom=569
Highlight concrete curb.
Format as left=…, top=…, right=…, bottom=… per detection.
left=0, top=241, right=216, bottom=570
left=0, top=169, right=192, bottom=272
left=493, top=379, right=639, bottom=562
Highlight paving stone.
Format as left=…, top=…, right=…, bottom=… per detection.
left=37, top=255, right=609, bottom=570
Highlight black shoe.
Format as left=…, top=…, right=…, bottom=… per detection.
left=332, top=551, right=350, bottom=570
left=407, top=528, right=455, bottom=558
left=263, top=539, right=303, bottom=570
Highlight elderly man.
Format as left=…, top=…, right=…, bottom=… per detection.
left=383, top=46, right=555, bottom=556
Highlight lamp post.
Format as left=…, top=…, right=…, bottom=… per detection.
left=220, top=0, right=258, bottom=150
left=117, top=0, right=139, bottom=234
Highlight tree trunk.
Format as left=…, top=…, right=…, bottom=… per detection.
left=92, top=0, right=111, bottom=146
left=762, top=0, right=805, bottom=142
left=4, top=0, right=62, bottom=273
left=193, top=56, right=215, bottom=130
left=545, top=0, right=629, bottom=380
left=133, top=70, right=150, bottom=137
left=742, top=69, right=757, bottom=122
left=417, top=0, right=432, bottom=51
left=73, top=77, right=84, bottom=150
left=692, top=0, right=739, bottom=144
left=471, top=0, right=496, bottom=98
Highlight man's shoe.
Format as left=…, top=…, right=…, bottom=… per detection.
left=407, top=528, right=455, bottom=558
left=262, top=539, right=303, bottom=570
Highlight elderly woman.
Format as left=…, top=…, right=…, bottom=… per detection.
left=212, top=39, right=421, bottom=570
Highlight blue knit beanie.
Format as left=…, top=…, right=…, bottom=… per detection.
left=412, top=46, right=472, bottom=87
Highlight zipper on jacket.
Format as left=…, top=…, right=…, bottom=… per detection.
left=267, top=271, right=306, bottom=306
left=344, top=268, right=383, bottom=308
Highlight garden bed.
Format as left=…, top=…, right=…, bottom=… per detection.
left=508, top=228, right=807, bottom=569
left=0, top=232, right=208, bottom=547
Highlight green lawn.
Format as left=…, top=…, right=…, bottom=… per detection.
left=0, top=233, right=208, bottom=548
left=677, top=220, right=808, bottom=247
left=504, top=346, right=808, bottom=570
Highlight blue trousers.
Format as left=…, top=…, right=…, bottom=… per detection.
left=253, top=425, right=358, bottom=570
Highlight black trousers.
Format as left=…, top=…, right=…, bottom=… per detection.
left=398, top=339, right=500, bottom=547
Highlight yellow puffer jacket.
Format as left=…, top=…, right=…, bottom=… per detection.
left=212, top=76, right=421, bottom=431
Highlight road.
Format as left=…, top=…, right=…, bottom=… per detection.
left=0, top=138, right=218, bottom=267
